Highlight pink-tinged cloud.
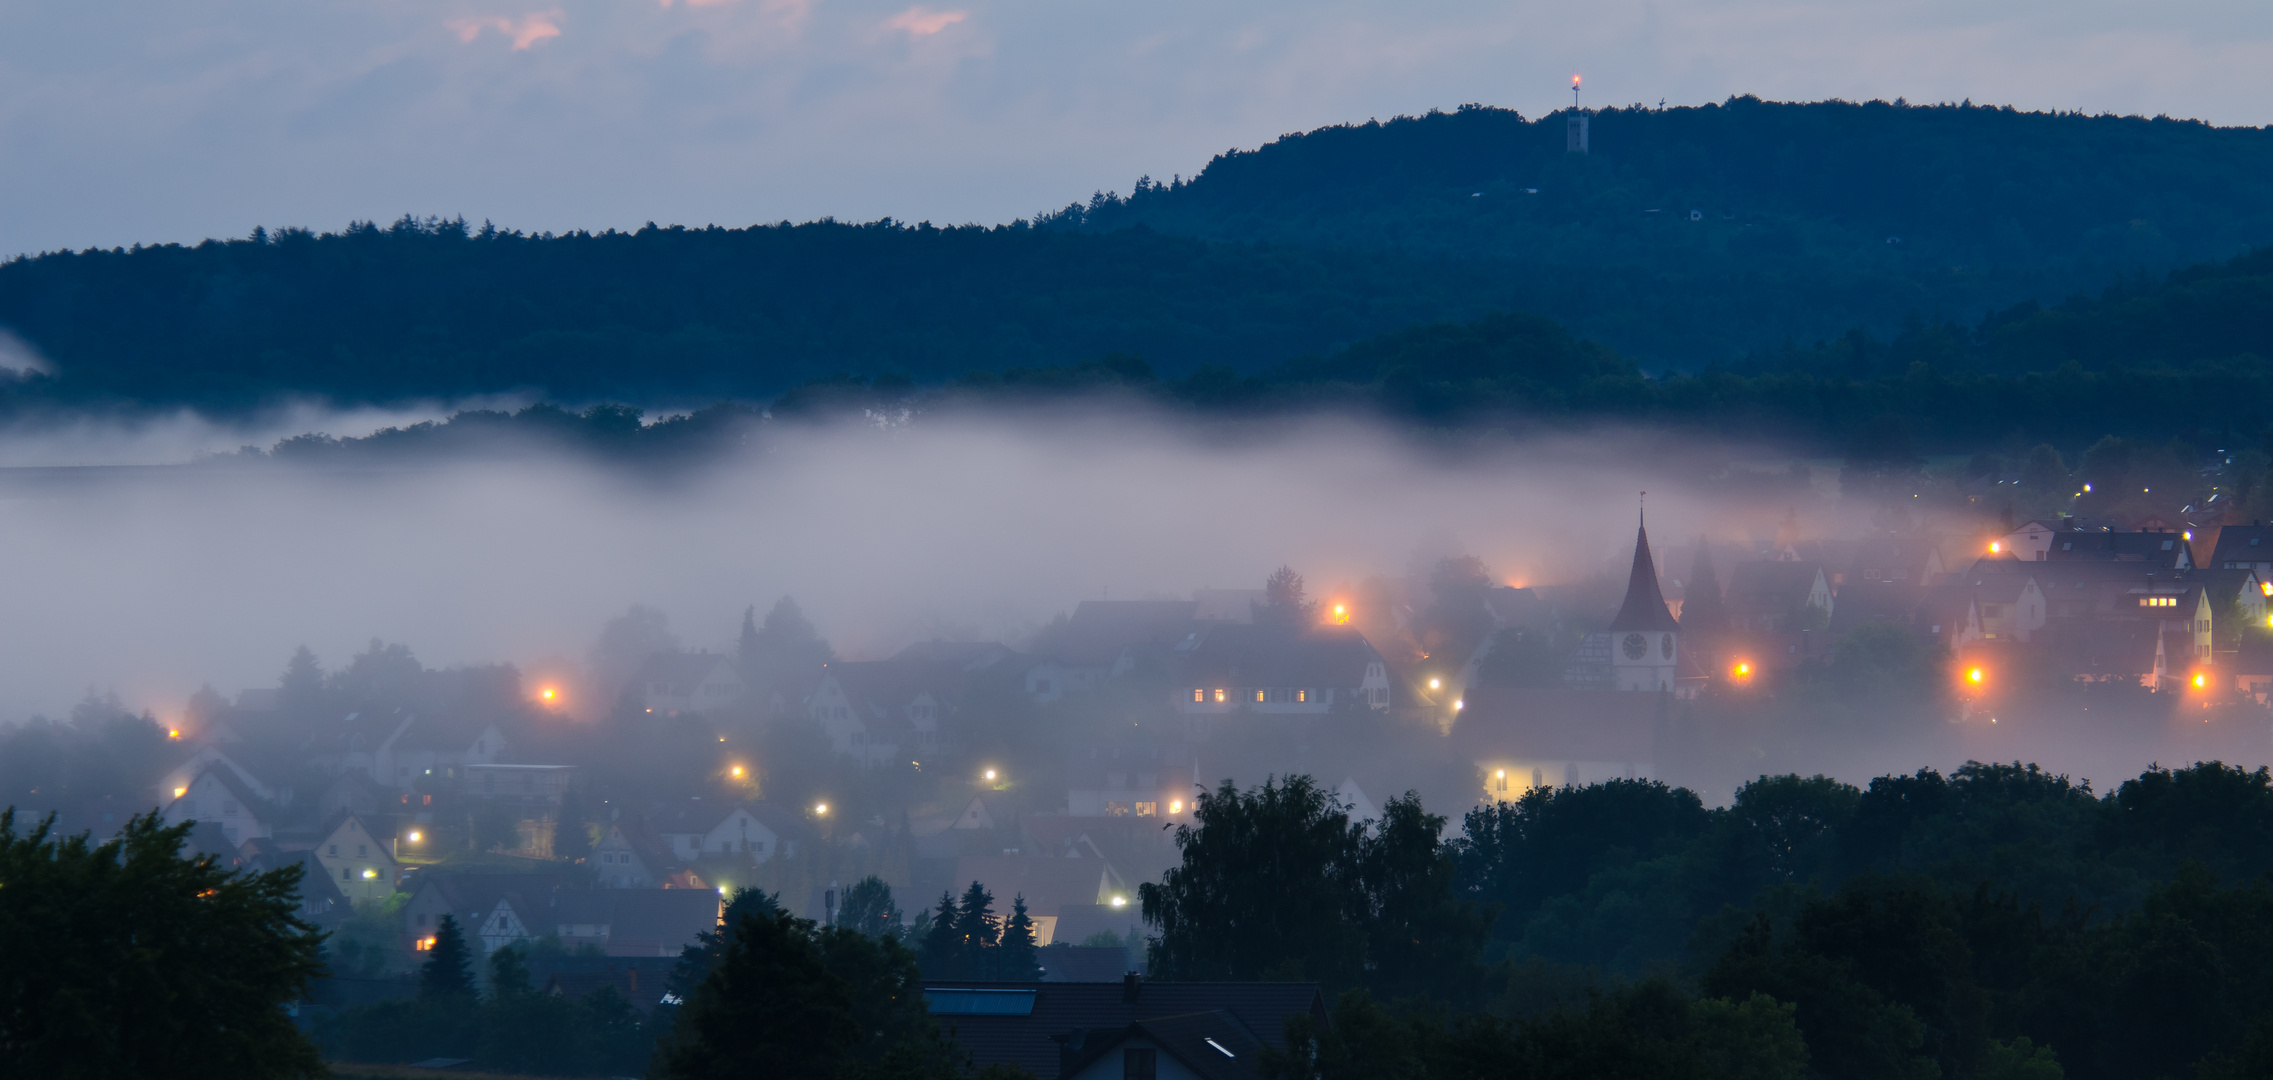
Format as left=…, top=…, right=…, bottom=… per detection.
left=883, top=6, right=968, bottom=36
left=446, top=11, right=565, bottom=49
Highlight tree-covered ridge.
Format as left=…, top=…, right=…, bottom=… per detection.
left=0, top=216, right=1512, bottom=409
left=1050, top=99, right=2273, bottom=362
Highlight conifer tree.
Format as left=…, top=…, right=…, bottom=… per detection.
left=420, top=914, right=477, bottom=1001
left=919, top=891, right=961, bottom=977
left=997, top=894, right=1044, bottom=982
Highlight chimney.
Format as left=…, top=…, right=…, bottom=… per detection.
left=1122, top=972, right=1141, bottom=1003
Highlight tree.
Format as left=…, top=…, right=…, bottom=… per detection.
left=554, top=787, right=595, bottom=863
left=996, top=895, right=1044, bottom=982
left=0, top=809, right=327, bottom=1079
left=421, top=914, right=478, bottom=1001
left=954, top=881, right=1000, bottom=976
left=1355, top=794, right=1491, bottom=1003
left=838, top=875, right=903, bottom=940
left=1256, top=566, right=1318, bottom=625
left=652, top=909, right=861, bottom=1080
left=278, top=645, right=326, bottom=717
left=744, top=597, right=836, bottom=689
left=919, top=892, right=961, bottom=977
left=589, top=604, right=681, bottom=710
left=1141, top=776, right=1367, bottom=987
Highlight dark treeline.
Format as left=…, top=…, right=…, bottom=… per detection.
left=0, top=216, right=1509, bottom=409
left=1139, top=764, right=2273, bottom=1080
left=177, top=238, right=2273, bottom=467
left=5, top=99, right=2273, bottom=410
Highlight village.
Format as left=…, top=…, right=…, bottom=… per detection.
left=17, top=495, right=2273, bottom=1029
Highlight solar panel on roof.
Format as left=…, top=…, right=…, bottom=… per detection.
left=925, top=989, right=1038, bottom=1015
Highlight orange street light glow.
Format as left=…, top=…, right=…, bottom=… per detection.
left=1968, top=667, right=1985, bottom=684
left=407, top=830, right=422, bottom=843
left=983, top=768, right=998, bottom=781
left=814, top=802, right=829, bottom=815
left=1989, top=541, right=2001, bottom=553
left=173, top=786, right=187, bottom=798
left=540, top=687, right=557, bottom=702
left=167, top=728, right=180, bottom=739
left=1170, top=799, right=1184, bottom=813
left=1428, top=677, right=1442, bottom=690
left=2195, top=672, right=2209, bottom=689
left=730, top=765, right=744, bottom=778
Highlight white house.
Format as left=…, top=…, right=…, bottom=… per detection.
left=651, top=801, right=802, bottom=865
left=161, top=766, right=272, bottom=848
left=314, top=814, right=401, bottom=902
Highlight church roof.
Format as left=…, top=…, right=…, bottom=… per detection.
left=1608, top=517, right=1681, bottom=633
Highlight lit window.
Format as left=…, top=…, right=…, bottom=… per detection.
left=1254, top=689, right=1266, bottom=703
left=1213, top=689, right=1225, bottom=703
left=1135, top=802, right=1158, bottom=817
left=1192, top=688, right=1204, bottom=702
left=1297, top=690, right=1308, bottom=703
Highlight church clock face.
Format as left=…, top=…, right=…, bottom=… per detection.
left=1622, top=632, right=1647, bottom=660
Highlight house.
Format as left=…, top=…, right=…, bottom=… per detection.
left=592, top=821, right=684, bottom=888
left=1027, top=601, right=1203, bottom=701
left=1960, top=565, right=2049, bottom=644
left=313, top=710, right=507, bottom=795
left=554, top=889, right=723, bottom=957
left=1451, top=687, right=1671, bottom=802
left=651, top=800, right=805, bottom=865
left=315, top=814, right=401, bottom=902
left=1995, top=521, right=2063, bottom=563
left=635, top=653, right=748, bottom=715
left=157, top=746, right=276, bottom=809
left=1847, top=537, right=1950, bottom=584
left=920, top=977, right=1327, bottom=1080
left=1168, top=624, right=1393, bottom=714
left=161, top=765, right=273, bottom=848
left=806, top=660, right=960, bottom=767
left=2046, top=528, right=2193, bottom=568
left=401, top=872, right=582, bottom=954
left=1061, top=1010, right=1268, bottom=1080
left=2208, top=524, right=2273, bottom=574
left=528, top=955, right=680, bottom=1013
left=1724, top=562, right=1834, bottom=634
left=1065, top=744, right=1201, bottom=819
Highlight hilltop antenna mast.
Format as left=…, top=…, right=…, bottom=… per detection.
left=1566, top=74, right=1590, bottom=154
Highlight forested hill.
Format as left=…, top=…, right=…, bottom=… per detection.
left=1052, top=98, right=2273, bottom=363
left=0, top=219, right=1512, bottom=409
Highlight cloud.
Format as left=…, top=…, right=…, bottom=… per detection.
left=445, top=10, right=564, bottom=49
left=883, top=6, right=967, bottom=36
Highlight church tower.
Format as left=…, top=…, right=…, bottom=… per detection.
left=1608, top=511, right=1679, bottom=692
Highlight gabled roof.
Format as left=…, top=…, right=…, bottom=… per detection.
left=1047, top=601, right=1201, bottom=667
left=2046, top=529, right=2190, bottom=567
left=1062, top=1010, right=1266, bottom=1080
left=1168, top=624, right=1385, bottom=687
left=920, top=980, right=1326, bottom=1079
left=1608, top=517, right=1680, bottom=633
left=1725, top=561, right=1827, bottom=611
left=181, top=764, right=271, bottom=822
left=2210, top=525, right=2273, bottom=568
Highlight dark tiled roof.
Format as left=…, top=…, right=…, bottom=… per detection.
left=1061, top=1010, right=1266, bottom=1080
left=922, top=980, right=1325, bottom=1078
left=2210, top=525, right=2273, bottom=568
left=1168, top=624, right=1384, bottom=688
left=1038, top=946, right=1138, bottom=982
left=1049, top=602, right=1201, bottom=667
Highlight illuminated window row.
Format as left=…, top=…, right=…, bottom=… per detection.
left=2139, top=596, right=2179, bottom=607
left=1189, top=688, right=1311, bottom=703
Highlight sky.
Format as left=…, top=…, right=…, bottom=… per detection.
left=3, top=0, right=2271, bottom=258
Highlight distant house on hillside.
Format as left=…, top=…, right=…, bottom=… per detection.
left=1168, top=623, right=1394, bottom=714
left=311, top=711, right=506, bottom=795
left=635, top=653, right=747, bottom=715
left=162, top=765, right=273, bottom=848
left=1725, top=562, right=1833, bottom=633
left=1026, top=600, right=1202, bottom=702
left=315, top=814, right=401, bottom=902
left=650, top=800, right=806, bottom=866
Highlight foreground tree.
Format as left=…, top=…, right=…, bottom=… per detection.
left=0, top=809, right=327, bottom=1079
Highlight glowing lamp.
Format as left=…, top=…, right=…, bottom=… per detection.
left=984, top=768, right=998, bottom=782
left=174, top=786, right=188, bottom=798
left=1968, top=667, right=1985, bottom=684
left=2084, top=483, right=2092, bottom=493
left=361, top=868, right=378, bottom=879
left=407, top=831, right=422, bottom=843
left=1428, top=677, right=1442, bottom=690
left=1169, top=799, right=1184, bottom=814
left=2195, top=673, right=2209, bottom=689
left=730, top=765, right=744, bottom=778
left=1110, top=896, right=1127, bottom=909
left=1454, top=699, right=1465, bottom=711
left=814, top=803, right=829, bottom=816
left=1990, top=541, right=2001, bottom=553
left=167, top=728, right=180, bottom=739
left=1495, top=769, right=1506, bottom=779
left=541, top=687, right=557, bottom=702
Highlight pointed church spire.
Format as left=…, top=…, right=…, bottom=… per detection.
left=1609, top=505, right=1680, bottom=632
